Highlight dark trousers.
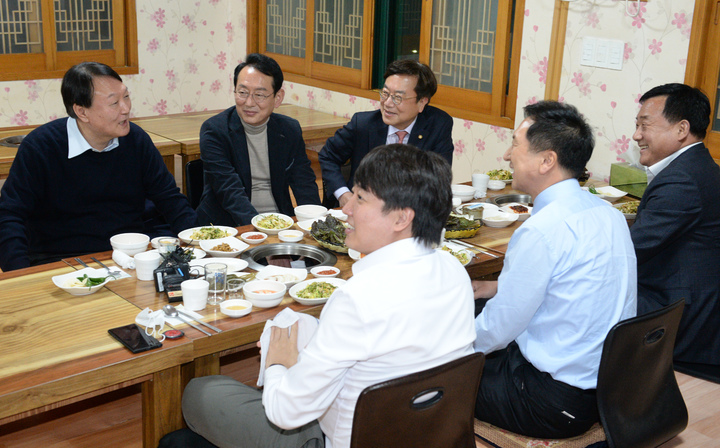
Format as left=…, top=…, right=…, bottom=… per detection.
left=475, top=341, right=599, bottom=439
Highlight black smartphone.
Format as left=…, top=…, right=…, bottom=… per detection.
left=108, top=323, right=162, bottom=353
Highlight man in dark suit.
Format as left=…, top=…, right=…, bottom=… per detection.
left=196, top=54, right=321, bottom=227
left=319, top=59, right=454, bottom=208
left=632, top=83, right=720, bottom=365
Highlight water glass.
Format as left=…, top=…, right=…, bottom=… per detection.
left=204, top=263, right=227, bottom=305
left=227, top=278, right=246, bottom=300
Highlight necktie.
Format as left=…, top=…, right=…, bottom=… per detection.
left=396, top=130, right=408, bottom=144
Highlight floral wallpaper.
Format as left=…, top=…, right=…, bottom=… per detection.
left=0, top=0, right=697, bottom=185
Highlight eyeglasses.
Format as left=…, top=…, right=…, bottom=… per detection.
left=379, top=90, right=417, bottom=106
left=234, top=90, right=273, bottom=104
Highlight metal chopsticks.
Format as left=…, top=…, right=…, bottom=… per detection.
left=75, top=257, right=90, bottom=268
left=91, top=257, right=119, bottom=278
left=177, top=308, right=222, bottom=333
left=448, top=239, right=501, bottom=259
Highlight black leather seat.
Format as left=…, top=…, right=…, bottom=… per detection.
left=184, top=158, right=203, bottom=209
left=321, top=159, right=352, bottom=209
left=475, top=299, right=688, bottom=448
left=350, top=352, right=485, bottom=448
left=597, top=298, right=688, bottom=447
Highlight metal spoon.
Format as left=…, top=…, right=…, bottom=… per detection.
left=162, top=304, right=212, bottom=336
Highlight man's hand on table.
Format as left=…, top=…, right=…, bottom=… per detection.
left=338, top=192, right=352, bottom=208
left=472, top=280, right=498, bottom=300
left=265, top=322, right=300, bottom=369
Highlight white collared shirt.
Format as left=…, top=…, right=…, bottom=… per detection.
left=333, top=119, right=418, bottom=199
left=645, top=142, right=701, bottom=185
left=66, top=117, right=119, bottom=159
left=386, top=119, right=417, bottom=144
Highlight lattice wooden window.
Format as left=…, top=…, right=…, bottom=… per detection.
left=686, top=0, right=720, bottom=159
left=253, top=0, right=523, bottom=126
left=0, top=0, right=137, bottom=81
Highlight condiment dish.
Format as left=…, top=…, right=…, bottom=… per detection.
left=220, top=299, right=253, bottom=317
left=310, top=266, right=340, bottom=278
left=500, top=203, right=533, bottom=221
left=278, top=230, right=304, bottom=243
left=241, top=231, right=268, bottom=244
left=251, top=213, right=293, bottom=235
left=487, top=180, right=506, bottom=190
left=348, top=249, right=364, bottom=261
left=243, top=280, right=286, bottom=308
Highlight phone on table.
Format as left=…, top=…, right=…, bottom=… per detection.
left=108, top=323, right=162, bottom=353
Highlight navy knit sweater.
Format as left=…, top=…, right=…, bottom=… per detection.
left=0, top=118, right=198, bottom=271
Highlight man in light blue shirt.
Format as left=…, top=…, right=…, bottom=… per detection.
left=472, top=101, right=636, bottom=439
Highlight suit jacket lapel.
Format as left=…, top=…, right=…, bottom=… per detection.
left=369, top=113, right=388, bottom=151
left=407, top=111, right=428, bottom=148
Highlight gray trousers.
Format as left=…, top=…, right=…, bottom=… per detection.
left=182, top=375, right=324, bottom=448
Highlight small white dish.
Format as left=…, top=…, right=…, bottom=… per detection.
left=151, top=236, right=175, bottom=249
left=482, top=212, right=519, bottom=228
left=178, top=226, right=238, bottom=245
left=348, top=248, right=364, bottom=261
left=451, top=184, right=476, bottom=202
left=487, top=180, right=506, bottom=190
left=53, top=267, right=114, bottom=296
left=582, top=186, right=628, bottom=203
left=251, top=213, right=294, bottom=235
left=289, top=278, right=347, bottom=305
left=240, top=231, right=268, bottom=244
left=438, top=245, right=473, bottom=266
left=328, top=209, right=348, bottom=221
left=189, top=257, right=249, bottom=272
left=255, top=265, right=308, bottom=287
left=296, top=219, right=320, bottom=234
left=199, top=237, right=249, bottom=257
left=243, top=280, right=287, bottom=308
left=500, top=203, right=533, bottom=221
left=278, top=229, right=304, bottom=243
left=220, top=299, right=253, bottom=317
left=310, top=266, right=340, bottom=278
left=294, top=204, right=328, bottom=221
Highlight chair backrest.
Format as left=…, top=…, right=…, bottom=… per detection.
left=597, top=299, right=687, bottom=448
left=349, top=352, right=485, bottom=448
left=185, top=158, right=204, bottom=209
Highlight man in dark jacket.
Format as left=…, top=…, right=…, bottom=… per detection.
left=319, top=59, right=454, bottom=208
left=196, top=53, right=320, bottom=227
left=632, top=83, right=720, bottom=366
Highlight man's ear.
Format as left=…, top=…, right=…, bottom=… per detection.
left=73, top=104, right=90, bottom=123
left=538, top=150, right=557, bottom=175
left=393, top=207, right=415, bottom=233
left=676, top=119, right=691, bottom=141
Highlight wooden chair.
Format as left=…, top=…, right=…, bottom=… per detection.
left=475, top=299, right=687, bottom=448
left=350, top=352, right=485, bottom=448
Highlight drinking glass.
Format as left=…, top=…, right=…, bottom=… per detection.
left=204, top=263, right=227, bottom=305
left=227, top=278, right=246, bottom=300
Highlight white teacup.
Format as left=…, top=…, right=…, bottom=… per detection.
left=182, top=279, right=209, bottom=311
left=134, top=251, right=162, bottom=281
left=472, top=173, right=490, bottom=196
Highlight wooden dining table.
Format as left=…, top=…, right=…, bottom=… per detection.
left=0, top=187, right=520, bottom=447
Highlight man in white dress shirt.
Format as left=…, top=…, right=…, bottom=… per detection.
left=471, top=101, right=637, bottom=439
left=159, top=144, right=476, bottom=448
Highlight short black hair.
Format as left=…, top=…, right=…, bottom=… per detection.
left=233, top=53, right=284, bottom=94
left=61, top=62, right=123, bottom=118
left=383, top=59, right=438, bottom=101
left=353, top=144, right=452, bottom=248
left=639, top=83, right=711, bottom=140
left=523, top=101, right=594, bottom=179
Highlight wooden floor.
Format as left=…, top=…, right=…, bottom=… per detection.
left=2, top=355, right=720, bottom=448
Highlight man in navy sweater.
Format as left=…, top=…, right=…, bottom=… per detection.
left=0, top=62, right=197, bottom=271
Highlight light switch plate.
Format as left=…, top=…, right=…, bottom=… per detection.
left=580, top=37, right=624, bottom=70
